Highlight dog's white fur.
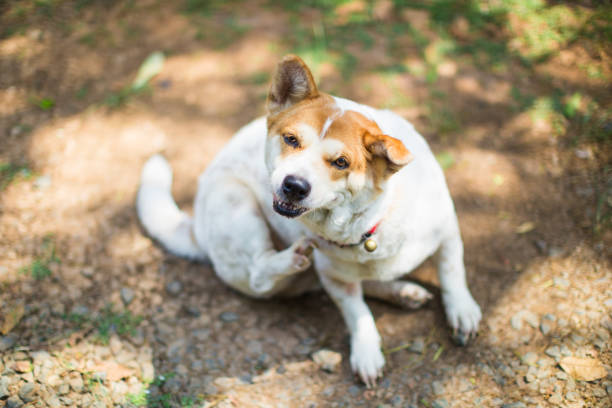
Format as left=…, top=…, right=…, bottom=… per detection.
left=137, top=56, right=481, bottom=387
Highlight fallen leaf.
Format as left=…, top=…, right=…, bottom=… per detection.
left=516, top=222, right=535, bottom=234
left=91, top=361, right=134, bottom=382
left=131, top=51, right=165, bottom=92
left=1, top=302, right=24, bottom=334
left=559, top=356, right=607, bottom=381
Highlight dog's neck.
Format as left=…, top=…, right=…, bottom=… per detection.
left=301, top=181, right=393, bottom=245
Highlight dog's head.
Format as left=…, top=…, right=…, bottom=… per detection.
left=265, top=55, right=413, bottom=219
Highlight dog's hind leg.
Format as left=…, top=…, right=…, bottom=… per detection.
left=363, top=280, right=432, bottom=309
left=198, top=179, right=314, bottom=298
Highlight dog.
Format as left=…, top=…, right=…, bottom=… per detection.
left=137, top=55, right=481, bottom=387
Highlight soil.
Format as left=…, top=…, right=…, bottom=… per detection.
left=1, top=1, right=610, bottom=407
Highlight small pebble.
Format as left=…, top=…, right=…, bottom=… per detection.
left=560, top=344, right=571, bottom=356
left=593, top=387, right=606, bottom=398
left=543, top=313, right=557, bottom=322
left=59, top=396, right=73, bottom=405
left=184, top=305, right=201, bottom=317
left=432, top=399, right=448, bottom=408
left=57, top=383, right=69, bottom=395
left=545, top=346, right=561, bottom=359
left=18, top=382, right=35, bottom=402
left=34, top=175, right=52, bottom=189
left=409, top=337, right=425, bottom=354
left=565, top=391, right=578, bottom=401
left=322, top=385, right=335, bottom=397
left=6, top=396, right=23, bottom=408
left=120, top=287, right=134, bottom=305
left=0, top=377, right=9, bottom=398
left=511, top=313, right=523, bottom=330
left=556, top=371, right=568, bottom=380
left=165, top=280, right=182, bottom=296
left=432, top=380, right=444, bottom=396
left=502, top=403, right=526, bottom=408
left=548, top=393, right=562, bottom=404
left=522, top=352, right=538, bottom=365
left=606, top=383, right=612, bottom=396
left=219, top=311, right=238, bottom=322
left=540, top=322, right=551, bottom=336
left=312, top=349, right=342, bottom=373
left=523, top=311, right=539, bottom=328
left=81, top=267, right=94, bottom=278
left=348, top=385, right=360, bottom=396
left=0, top=334, right=18, bottom=351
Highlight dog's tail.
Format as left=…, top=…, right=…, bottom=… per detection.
left=136, top=154, right=207, bottom=261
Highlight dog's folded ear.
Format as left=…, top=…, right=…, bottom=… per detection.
left=363, top=132, right=413, bottom=176
left=267, top=55, right=318, bottom=115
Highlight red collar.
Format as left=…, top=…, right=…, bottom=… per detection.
left=321, top=220, right=381, bottom=248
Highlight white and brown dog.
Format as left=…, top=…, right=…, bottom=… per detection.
left=137, top=55, right=481, bottom=386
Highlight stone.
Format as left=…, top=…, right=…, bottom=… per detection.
left=190, top=360, right=204, bottom=371
left=432, top=380, right=444, bottom=396
left=12, top=361, right=31, bottom=373
left=0, top=377, right=10, bottom=398
left=312, top=349, right=342, bottom=373
left=120, top=287, right=134, bottom=305
left=553, top=277, right=569, bottom=288
left=219, top=311, right=238, bottom=322
left=510, top=313, right=523, bottom=330
left=34, top=175, right=52, bottom=189
left=165, top=280, right=182, bottom=296
left=556, top=371, right=568, bottom=380
left=522, top=352, right=538, bottom=365
left=0, top=334, right=18, bottom=351
left=59, top=396, right=73, bottom=405
left=57, top=383, right=69, bottom=395
left=409, top=337, right=425, bottom=354
left=348, top=385, right=360, bottom=396
left=560, top=344, right=571, bottom=356
left=593, top=387, right=606, bottom=398
left=184, top=305, right=201, bottom=317
left=432, top=399, right=449, bottom=408
left=502, top=403, right=526, bottom=408
left=6, top=396, right=23, bottom=408
left=565, top=391, right=578, bottom=401
left=523, top=311, right=539, bottom=328
left=543, top=313, right=556, bottom=322
left=18, top=383, right=35, bottom=402
left=68, top=374, right=84, bottom=393
left=545, top=346, right=561, bottom=359
left=540, top=322, right=551, bottom=336
left=45, top=395, right=62, bottom=408
left=548, top=393, right=562, bottom=404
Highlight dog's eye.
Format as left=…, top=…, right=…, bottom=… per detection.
left=332, top=157, right=349, bottom=169
left=283, top=134, right=299, bottom=148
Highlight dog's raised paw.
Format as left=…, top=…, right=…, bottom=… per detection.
left=289, top=237, right=316, bottom=272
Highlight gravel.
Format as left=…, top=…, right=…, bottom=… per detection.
left=522, top=352, right=538, bottom=366
left=6, top=396, right=23, bottom=408
left=0, top=377, right=10, bottom=398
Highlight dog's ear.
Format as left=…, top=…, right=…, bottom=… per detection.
left=267, top=55, right=318, bottom=114
left=363, top=132, right=413, bottom=177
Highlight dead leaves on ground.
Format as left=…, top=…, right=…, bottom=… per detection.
left=559, top=356, right=607, bottom=381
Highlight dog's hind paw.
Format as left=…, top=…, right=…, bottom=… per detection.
left=289, top=237, right=316, bottom=273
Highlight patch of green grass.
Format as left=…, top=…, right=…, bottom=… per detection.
left=19, top=235, right=59, bottom=280
left=435, top=151, right=455, bottom=170
left=0, top=162, right=32, bottom=190
left=31, top=97, right=55, bottom=111
left=95, top=305, right=143, bottom=344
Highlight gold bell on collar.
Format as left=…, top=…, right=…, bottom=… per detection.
left=364, top=238, right=377, bottom=252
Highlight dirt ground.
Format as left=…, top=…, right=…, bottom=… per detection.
left=1, top=1, right=611, bottom=407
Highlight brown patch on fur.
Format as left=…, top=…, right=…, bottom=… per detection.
left=267, top=55, right=319, bottom=115
left=268, top=94, right=337, bottom=157
left=363, top=131, right=413, bottom=183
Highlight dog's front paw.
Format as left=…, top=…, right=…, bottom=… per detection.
left=442, top=290, right=482, bottom=346
left=350, top=333, right=385, bottom=388
left=396, top=281, right=433, bottom=309
left=289, top=237, right=316, bottom=273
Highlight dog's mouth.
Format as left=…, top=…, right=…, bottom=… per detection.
left=273, top=197, right=308, bottom=218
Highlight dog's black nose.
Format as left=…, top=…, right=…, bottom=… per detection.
left=282, top=175, right=311, bottom=201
